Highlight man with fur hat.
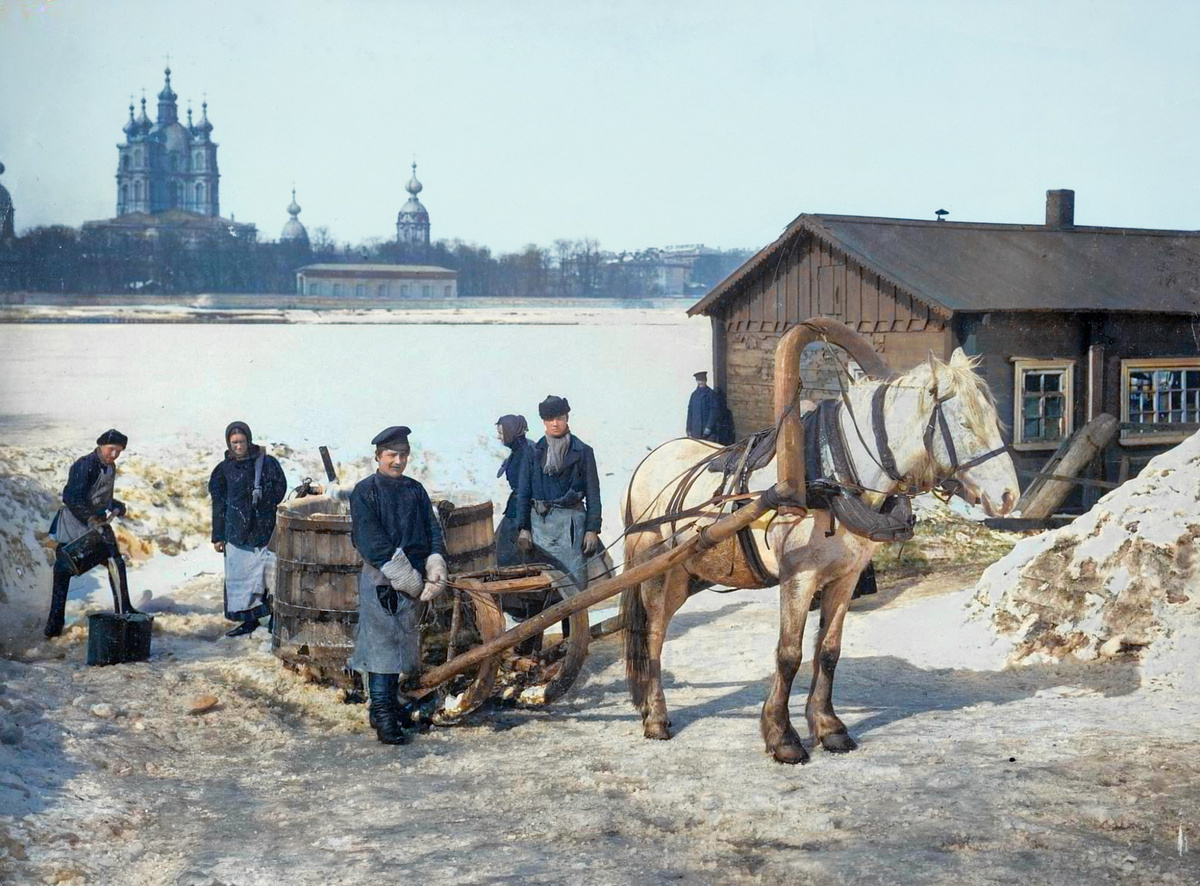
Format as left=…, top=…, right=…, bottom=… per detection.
left=208, top=421, right=288, bottom=637
left=349, top=426, right=448, bottom=745
left=516, top=396, right=602, bottom=594
left=44, top=429, right=137, bottom=637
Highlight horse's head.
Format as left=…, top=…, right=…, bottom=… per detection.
left=907, top=348, right=1020, bottom=517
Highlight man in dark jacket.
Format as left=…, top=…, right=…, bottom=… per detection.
left=349, top=426, right=448, bottom=745
left=686, top=371, right=721, bottom=441
left=208, top=421, right=288, bottom=637
left=494, top=414, right=531, bottom=566
left=516, top=395, right=601, bottom=595
left=45, top=429, right=137, bottom=638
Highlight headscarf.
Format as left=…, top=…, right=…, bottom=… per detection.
left=495, top=414, right=528, bottom=447
left=224, top=421, right=254, bottom=460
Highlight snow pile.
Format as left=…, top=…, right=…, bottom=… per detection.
left=972, top=431, right=1200, bottom=682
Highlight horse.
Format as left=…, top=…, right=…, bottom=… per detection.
left=621, top=347, right=1020, bottom=764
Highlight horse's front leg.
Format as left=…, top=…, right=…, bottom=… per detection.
left=761, top=567, right=819, bottom=765
left=805, top=568, right=860, bottom=753
left=634, top=565, right=690, bottom=740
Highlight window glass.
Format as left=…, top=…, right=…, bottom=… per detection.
left=1015, top=363, right=1071, bottom=445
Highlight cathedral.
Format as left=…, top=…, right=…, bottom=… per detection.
left=115, top=67, right=220, bottom=217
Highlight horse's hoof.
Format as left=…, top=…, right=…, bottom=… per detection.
left=770, top=742, right=809, bottom=765
left=644, top=722, right=672, bottom=741
left=821, top=732, right=858, bottom=754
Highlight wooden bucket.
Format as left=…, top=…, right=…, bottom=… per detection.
left=271, top=491, right=497, bottom=684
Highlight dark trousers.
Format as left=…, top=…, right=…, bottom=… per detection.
left=45, top=534, right=134, bottom=636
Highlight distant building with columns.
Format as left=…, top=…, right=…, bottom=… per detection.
left=296, top=263, right=457, bottom=299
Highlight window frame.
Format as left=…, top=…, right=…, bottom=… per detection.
left=1011, top=358, right=1075, bottom=450
left=1120, top=357, right=1200, bottom=446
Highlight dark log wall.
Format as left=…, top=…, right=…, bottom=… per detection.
left=713, top=233, right=947, bottom=434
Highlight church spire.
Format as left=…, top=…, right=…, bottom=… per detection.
left=156, top=65, right=178, bottom=125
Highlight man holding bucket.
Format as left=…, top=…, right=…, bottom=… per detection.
left=349, top=426, right=449, bottom=745
left=44, top=429, right=138, bottom=638
left=208, top=421, right=288, bottom=638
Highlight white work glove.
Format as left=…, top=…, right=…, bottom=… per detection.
left=380, top=547, right=423, bottom=598
left=420, top=553, right=448, bottom=602
left=322, top=482, right=351, bottom=502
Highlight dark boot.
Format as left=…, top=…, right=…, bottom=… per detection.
left=43, top=564, right=72, bottom=638
left=225, top=619, right=259, bottom=637
left=367, top=673, right=407, bottom=745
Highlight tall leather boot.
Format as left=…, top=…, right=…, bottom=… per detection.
left=43, top=564, right=72, bottom=638
left=367, top=673, right=407, bottom=745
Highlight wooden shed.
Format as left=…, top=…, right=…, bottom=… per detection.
left=689, top=190, right=1200, bottom=507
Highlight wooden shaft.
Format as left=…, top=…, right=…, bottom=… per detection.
left=417, top=483, right=792, bottom=690
left=1018, top=413, right=1118, bottom=519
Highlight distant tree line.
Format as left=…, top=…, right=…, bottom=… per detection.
left=3, top=223, right=751, bottom=298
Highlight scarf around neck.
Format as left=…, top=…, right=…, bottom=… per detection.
left=543, top=432, right=572, bottom=476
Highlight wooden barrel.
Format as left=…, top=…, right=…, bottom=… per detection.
left=271, top=492, right=497, bottom=684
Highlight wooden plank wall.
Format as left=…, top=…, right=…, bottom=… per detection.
left=715, top=232, right=947, bottom=435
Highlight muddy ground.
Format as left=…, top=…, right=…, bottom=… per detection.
left=2, top=559, right=1198, bottom=886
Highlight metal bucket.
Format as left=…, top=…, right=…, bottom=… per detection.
left=60, top=529, right=110, bottom=576
left=86, top=612, right=154, bottom=666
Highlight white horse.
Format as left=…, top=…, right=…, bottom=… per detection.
left=621, top=348, right=1020, bottom=764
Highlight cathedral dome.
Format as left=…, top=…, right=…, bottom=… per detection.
left=161, top=121, right=191, bottom=154
left=397, top=197, right=428, bottom=223
left=123, top=103, right=139, bottom=138
left=406, top=162, right=423, bottom=197
left=280, top=189, right=309, bottom=244
left=157, top=66, right=177, bottom=102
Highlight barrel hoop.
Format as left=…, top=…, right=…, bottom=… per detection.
left=276, top=557, right=361, bottom=574
left=274, top=600, right=359, bottom=623
left=446, top=544, right=495, bottom=565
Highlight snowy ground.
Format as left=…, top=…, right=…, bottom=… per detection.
left=2, top=309, right=1199, bottom=883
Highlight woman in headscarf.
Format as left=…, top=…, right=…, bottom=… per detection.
left=208, top=421, right=288, bottom=637
left=494, top=414, right=531, bottom=566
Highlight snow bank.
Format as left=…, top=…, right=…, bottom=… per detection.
left=972, top=431, right=1200, bottom=682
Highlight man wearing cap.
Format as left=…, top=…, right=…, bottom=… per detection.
left=494, top=414, right=532, bottom=566
left=515, top=396, right=601, bottom=595
left=44, top=429, right=137, bottom=637
left=208, top=421, right=288, bottom=638
left=349, top=426, right=449, bottom=745
left=686, top=371, right=721, bottom=442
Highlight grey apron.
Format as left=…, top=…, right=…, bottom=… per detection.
left=52, top=465, right=115, bottom=544
left=530, top=505, right=589, bottom=596
left=349, top=560, right=423, bottom=676
left=223, top=543, right=275, bottom=615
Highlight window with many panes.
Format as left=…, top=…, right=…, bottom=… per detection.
left=1012, top=359, right=1074, bottom=448
left=1121, top=358, right=1200, bottom=443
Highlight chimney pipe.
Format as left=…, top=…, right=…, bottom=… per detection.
left=1046, top=189, right=1075, bottom=229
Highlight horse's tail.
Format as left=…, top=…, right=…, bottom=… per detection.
left=621, top=582, right=651, bottom=710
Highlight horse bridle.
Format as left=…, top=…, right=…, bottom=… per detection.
left=870, top=381, right=1008, bottom=493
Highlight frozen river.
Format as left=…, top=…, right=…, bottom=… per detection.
left=0, top=307, right=711, bottom=543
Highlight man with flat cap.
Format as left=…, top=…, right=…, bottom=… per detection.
left=208, top=421, right=288, bottom=638
left=686, top=371, right=721, bottom=442
left=349, top=426, right=449, bottom=745
left=44, top=429, right=137, bottom=637
left=516, top=396, right=602, bottom=595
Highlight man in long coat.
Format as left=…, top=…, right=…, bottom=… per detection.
left=516, top=395, right=601, bottom=595
left=349, top=426, right=448, bottom=745
left=45, top=429, right=137, bottom=637
left=208, top=421, right=288, bottom=637
left=686, top=371, right=720, bottom=442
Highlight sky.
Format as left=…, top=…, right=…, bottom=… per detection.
left=1, top=0, right=1198, bottom=254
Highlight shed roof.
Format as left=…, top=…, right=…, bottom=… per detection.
left=689, top=214, right=1200, bottom=317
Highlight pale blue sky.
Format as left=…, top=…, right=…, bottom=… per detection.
left=1, top=0, right=1197, bottom=252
